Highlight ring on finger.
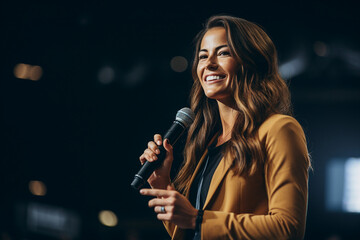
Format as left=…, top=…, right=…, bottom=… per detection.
left=160, top=206, right=166, bottom=213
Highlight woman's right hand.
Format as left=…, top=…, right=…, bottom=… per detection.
left=139, top=134, right=174, bottom=190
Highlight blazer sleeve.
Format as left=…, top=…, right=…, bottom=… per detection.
left=201, top=116, right=310, bottom=240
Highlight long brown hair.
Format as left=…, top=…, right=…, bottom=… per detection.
left=174, top=15, right=292, bottom=194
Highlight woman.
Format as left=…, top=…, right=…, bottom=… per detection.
left=139, top=15, right=310, bottom=240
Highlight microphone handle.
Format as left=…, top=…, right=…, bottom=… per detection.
left=131, top=146, right=166, bottom=190
left=130, top=120, right=186, bottom=190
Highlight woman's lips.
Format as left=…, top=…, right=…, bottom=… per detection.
left=205, top=74, right=226, bottom=83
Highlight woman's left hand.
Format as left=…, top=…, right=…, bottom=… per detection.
left=140, top=187, right=198, bottom=229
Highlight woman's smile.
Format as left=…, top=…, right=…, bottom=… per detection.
left=204, top=74, right=227, bottom=83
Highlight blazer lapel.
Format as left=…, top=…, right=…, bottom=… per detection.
left=184, top=133, right=219, bottom=198
left=172, top=135, right=219, bottom=239
left=203, top=155, right=232, bottom=209
left=172, top=142, right=211, bottom=239
left=184, top=148, right=209, bottom=198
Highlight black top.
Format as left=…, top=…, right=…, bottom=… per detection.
left=189, top=140, right=227, bottom=240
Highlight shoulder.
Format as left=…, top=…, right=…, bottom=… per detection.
left=259, top=114, right=310, bottom=169
left=258, top=114, right=306, bottom=145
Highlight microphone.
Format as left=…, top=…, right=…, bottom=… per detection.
left=131, top=107, right=195, bottom=190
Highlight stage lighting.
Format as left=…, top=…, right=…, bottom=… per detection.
left=14, top=63, right=31, bottom=79
left=98, top=66, right=115, bottom=84
left=13, top=63, right=43, bottom=81
left=279, top=53, right=307, bottom=80
left=313, top=41, right=328, bottom=57
left=15, top=202, right=80, bottom=239
left=98, top=210, right=118, bottom=227
left=29, top=180, right=47, bottom=196
left=170, top=56, right=188, bottom=73
left=326, top=157, right=360, bottom=213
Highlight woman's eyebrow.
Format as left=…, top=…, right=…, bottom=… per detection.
left=199, top=44, right=229, bottom=53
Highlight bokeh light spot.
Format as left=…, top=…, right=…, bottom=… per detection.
left=314, top=41, right=328, bottom=57
left=29, top=180, right=47, bottom=196
left=14, top=63, right=31, bottom=79
left=99, top=210, right=118, bottom=227
left=29, top=65, right=43, bottom=81
left=170, top=56, right=188, bottom=73
left=98, top=66, right=115, bottom=84
left=14, top=63, right=43, bottom=81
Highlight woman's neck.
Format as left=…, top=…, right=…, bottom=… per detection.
left=216, top=100, right=239, bottom=146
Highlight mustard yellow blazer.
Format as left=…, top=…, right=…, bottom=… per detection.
left=164, top=114, right=310, bottom=240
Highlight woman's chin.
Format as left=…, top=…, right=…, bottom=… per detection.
left=204, top=91, right=230, bottom=101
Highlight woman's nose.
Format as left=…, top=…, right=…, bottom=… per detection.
left=205, top=56, right=218, bottom=70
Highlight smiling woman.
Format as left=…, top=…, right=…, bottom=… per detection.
left=139, top=15, right=310, bottom=240
left=197, top=27, right=238, bottom=102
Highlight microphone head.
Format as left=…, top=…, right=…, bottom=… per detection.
left=175, top=107, right=195, bottom=128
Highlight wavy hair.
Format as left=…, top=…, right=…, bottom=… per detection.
left=174, top=15, right=292, bottom=194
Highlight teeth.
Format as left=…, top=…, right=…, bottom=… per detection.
left=206, top=75, right=224, bottom=81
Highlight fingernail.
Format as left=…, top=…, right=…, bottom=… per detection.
left=139, top=189, right=144, bottom=194
left=156, top=149, right=160, bottom=154
left=157, top=141, right=161, bottom=145
left=153, top=156, right=157, bottom=160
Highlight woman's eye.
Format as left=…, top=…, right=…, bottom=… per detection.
left=199, top=55, right=207, bottom=60
left=219, top=51, right=230, bottom=56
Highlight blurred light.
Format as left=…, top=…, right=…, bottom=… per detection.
left=170, top=56, right=188, bottom=73
left=14, top=63, right=31, bottom=79
left=29, top=65, right=43, bottom=81
left=26, top=202, right=80, bottom=238
left=99, top=210, right=118, bottom=227
left=326, top=157, right=360, bottom=213
left=13, top=63, right=43, bottom=81
left=343, top=158, right=360, bottom=212
left=313, top=41, right=328, bottom=57
left=325, top=159, right=344, bottom=211
left=98, top=66, right=115, bottom=84
left=29, top=180, right=47, bottom=196
left=279, top=54, right=307, bottom=79
left=340, top=49, right=360, bottom=72
left=123, top=63, right=147, bottom=87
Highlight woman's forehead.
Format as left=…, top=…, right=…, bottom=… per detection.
left=200, top=27, right=228, bottom=49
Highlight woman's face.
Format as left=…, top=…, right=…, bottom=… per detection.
left=197, top=27, right=238, bottom=102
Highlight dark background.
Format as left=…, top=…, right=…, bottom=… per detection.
left=1, top=0, right=359, bottom=239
